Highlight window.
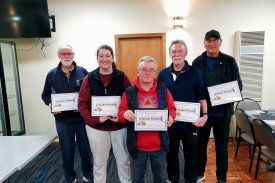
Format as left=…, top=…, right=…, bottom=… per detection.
left=236, top=31, right=265, bottom=103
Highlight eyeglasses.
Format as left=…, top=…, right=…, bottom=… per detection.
left=139, top=68, right=156, bottom=74
left=59, top=52, right=74, bottom=56
left=205, top=39, right=220, bottom=44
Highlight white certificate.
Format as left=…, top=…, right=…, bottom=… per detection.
left=91, top=96, right=121, bottom=116
left=51, top=92, right=79, bottom=112
left=135, top=109, right=169, bottom=131
left=174, top=101, right=201, bottom=122
left=208, top=81, right=242, bottom=106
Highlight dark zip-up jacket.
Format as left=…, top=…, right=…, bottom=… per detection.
left=192, top=51, right=243, bottom=116
left=41, top=61, right=88, bottom=122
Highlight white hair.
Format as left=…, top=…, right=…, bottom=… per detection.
left=57, top=44, right=74, bottom=54
left=138, top=56, right=157, bottom=71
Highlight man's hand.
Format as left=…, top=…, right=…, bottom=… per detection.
left=166, top=115, right=174, bottom=127
left=193, top=115, right=208, bottom=127
left=123, top=110, right=136, bottom=122
left=49, top=103, right=61, bottom=114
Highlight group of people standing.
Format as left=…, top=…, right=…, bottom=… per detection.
left=41, top=29, right=242, bottom=183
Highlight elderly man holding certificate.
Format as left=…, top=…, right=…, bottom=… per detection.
left=158, top=40, right=208, bottom=183
left=193, top=30, right=242, bottom=183
left=41, top=44, right=93, bottom=183
left=118, top=56, right=176, bottom=183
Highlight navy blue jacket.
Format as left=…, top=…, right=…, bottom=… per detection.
left=158, top=61, right=205, bottom=130
left=41, top=62, right=88, bottom=122
left=192, top=51, right=243, bottom=116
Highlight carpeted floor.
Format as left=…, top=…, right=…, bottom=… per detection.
left=8, top=145, right=185, bottom=183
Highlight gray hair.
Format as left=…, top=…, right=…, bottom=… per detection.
left=138, top=56, right=157, bottom=71
left=169, top=39, right=188, bottom=52
left=57, top=44, right=74, bottom=54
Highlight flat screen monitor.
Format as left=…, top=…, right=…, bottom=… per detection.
left=0, top=0, right=51, bottom=38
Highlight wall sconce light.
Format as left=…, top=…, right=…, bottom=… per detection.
left=171, top=16, right=184, bottom=29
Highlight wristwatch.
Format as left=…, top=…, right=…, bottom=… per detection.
left=202, top=113, right=208, bottom=116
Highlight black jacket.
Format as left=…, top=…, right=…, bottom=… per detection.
left=192, top=51, right=243, bottom=116
left=88, top=67, right=126, bottom=128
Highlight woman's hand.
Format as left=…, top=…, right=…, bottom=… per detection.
left=99, top=116, right=110, bottom=123
left=110, top=115, right=119, bottom=123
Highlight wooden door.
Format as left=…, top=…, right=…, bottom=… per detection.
left=115, top=33, right=166, bottom=84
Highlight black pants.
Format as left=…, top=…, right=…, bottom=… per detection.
left=166, top=124, right=199, bottom=183
left=197, top=116, right=231, bottom=181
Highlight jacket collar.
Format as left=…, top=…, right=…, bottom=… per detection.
left=168, top=60, right=190, bottom=73
left=202, top=51, right=226, bottom=64
left=57, top=61, right=77, bottom=75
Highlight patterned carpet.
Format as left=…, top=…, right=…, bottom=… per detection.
left=8, top=145, right=185, bottom=183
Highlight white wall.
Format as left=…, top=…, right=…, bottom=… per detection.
left=1, top=0, right=275, bottom=135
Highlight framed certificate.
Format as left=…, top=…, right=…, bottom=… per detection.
left=91, top=96, right=121, bottom=116
left=51, top=92, right=79, bottom=112
left=174, top=101, right=201, bottom=122
left=208, top=81, right=242, bottom=106
left=134, top=109, right=169, bottom=131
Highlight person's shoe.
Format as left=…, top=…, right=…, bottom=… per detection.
left=266, top=164, right=275, bottom=171
left=83, top=177, right=91, bottom=183
left=73, top=178, right=77, bottom=183
left=217, top=180, right=226, bottom=183
left=196, top=176, right=205, bottom=183
left=167, top=180, right=172, bottom=183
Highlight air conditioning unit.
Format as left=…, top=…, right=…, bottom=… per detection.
left=235, top=31, right=265, bottom=103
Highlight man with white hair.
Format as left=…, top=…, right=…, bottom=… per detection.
left=158, top=40, right=207, bottom=183
left=42, top=44, right=93, bottom=183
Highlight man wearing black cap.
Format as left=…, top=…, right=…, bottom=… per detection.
left=192, top=30, right=242, bottom=183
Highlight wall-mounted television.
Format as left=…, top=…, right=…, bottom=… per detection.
left=0, top=0, right=53, bottom=38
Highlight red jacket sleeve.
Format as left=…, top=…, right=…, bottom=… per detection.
left=118, top=92, right=129, bottom=123
left=78, top=75, right=100, bottom=127
left=166, top=89, right=176, bottom=119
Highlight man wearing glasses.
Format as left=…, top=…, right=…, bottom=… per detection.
left=158, top=40, right=207, bottom=183
left=118, top=56, right=176, bottom=183
left=41, top=44, right=93, bottom=183
left=192, top=30, right=242, bottom=183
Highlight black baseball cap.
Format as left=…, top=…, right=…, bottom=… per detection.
left=205, top=30, right=221, bottom=40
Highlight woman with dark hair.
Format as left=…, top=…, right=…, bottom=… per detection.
left=78, top=45, right=131, bottom=183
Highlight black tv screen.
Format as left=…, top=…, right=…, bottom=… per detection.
left=0, top=0, right=51, bottom=38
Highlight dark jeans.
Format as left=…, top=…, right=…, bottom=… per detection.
left=197, top=116, right=231, bottom=181
left=56, top=119, right=93, bottom=183
left=131, top=149, right=167, bottom=183
left=166, top=124, right=199, bottom=183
